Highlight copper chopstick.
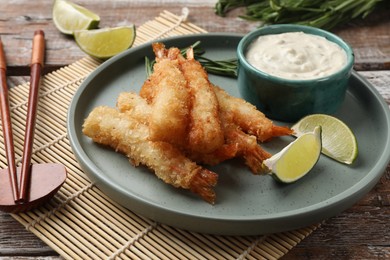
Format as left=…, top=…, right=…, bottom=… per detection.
left=0, top=38, right=20, bottom=202
left=18, top=30, right=45, bottom=202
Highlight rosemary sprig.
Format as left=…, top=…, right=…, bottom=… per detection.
left=145, top=41, right=238, bottom=78
left=196, top=56, right=238, bottom=77
left=215, top=0, right=382, bottom=30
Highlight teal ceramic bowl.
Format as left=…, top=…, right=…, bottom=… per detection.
left=237, top=24, right=354, bottom=122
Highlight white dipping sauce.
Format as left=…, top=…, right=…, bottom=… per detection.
left=246, top=32, right=347, bottom=80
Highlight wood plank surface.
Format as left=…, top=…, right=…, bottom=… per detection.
left=0, top=0, right=389, bottom=75
left=0, top=0, right=389, bottom=259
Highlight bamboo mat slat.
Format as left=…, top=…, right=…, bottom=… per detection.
left=2, top=10, right=320, bottom=259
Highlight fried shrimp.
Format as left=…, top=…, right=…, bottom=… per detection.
left=118, top=91, right=238, bottom=166
left=218, top=107, right=272, bottom=174
left=140, top=43, right=190, bottom=147
left=82, top=106, right=218, bottom=204
left=179, top=47, right=224, bottom=153
left=189, top=126, right=270, bottom=174
left=117, top=91, right=151, bottom=125
left=224, top=125, right=271, bottom=174
left=213, top=85, right=293, bottom=141
left=83, top=43, right=296, bottom=204
left=188, top=143, right=239, bottom=166
left=117, top=91, right=271, bottom=173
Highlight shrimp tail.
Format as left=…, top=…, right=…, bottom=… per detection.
left=242, top=146, right=271, bottom=174
left=152, top=42, right=168, bottom=60
left=186, top=47, right=194, bottom=60
left=264, top=125, right=295, bottom=141
left=189, top=168, right=218, bottom=204
left=224, top=125, right=271, bottom=174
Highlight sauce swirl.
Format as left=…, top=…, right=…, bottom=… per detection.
left=246, top=32, right=347, bottom=80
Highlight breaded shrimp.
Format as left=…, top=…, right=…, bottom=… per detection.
left=82, top=106, right=218, bottom=204
left=117, top=91, right=151, bottom=125
left=140, top=43, right=182, bottom=102
left=224, top=125, right=271, bottom=174
left=219, top=108, right=271, bottom=174
left=118, top=91, right=270, bottom=173
left=139, top=43, right=190, bottom=147
left=118, top=91, right=237, bottom=165
left=213, top=85, right=293, bottom=142
left=188, top=143, right=239, bottom=166
left=179, top=47, right=224, bottom=153
left=189, top=127, right=270, bottom=175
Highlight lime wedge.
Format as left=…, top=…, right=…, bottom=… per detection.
left=292, top=114, right=358, bottom=164
left=74, top=26, right=136, bottom=59
left=53, top=0, right=100, bottom=35
left=263, top=126, right=322, bottom=183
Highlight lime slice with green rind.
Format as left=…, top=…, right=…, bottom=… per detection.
left=263, top=126, right=322, bottom=183
left=292, top=114, right=358, bottom=165
left=53, top=0, right=100, bottom=35
left=74, top=26, right=136, bottom=59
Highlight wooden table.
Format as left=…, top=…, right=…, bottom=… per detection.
left=1, top=1, right=389, bottom=259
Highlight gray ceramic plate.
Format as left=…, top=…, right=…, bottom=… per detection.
left=67, top=33, right=390, bottom=236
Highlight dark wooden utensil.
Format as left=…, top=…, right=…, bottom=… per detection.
left=0, top=37, right=19, bottom=202
left=0, top=31, right=67, bottom=213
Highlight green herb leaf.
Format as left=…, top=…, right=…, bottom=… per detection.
left=145, top=41, right=238, bottom=78
left=215, top=0, right=382, bottom=30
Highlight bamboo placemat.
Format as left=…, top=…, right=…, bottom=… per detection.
left=3, top=10, right=320, bottom=259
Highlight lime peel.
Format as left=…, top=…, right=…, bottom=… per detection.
left=53, top=0, right=100, bottom=35
left=291, top=114, right=358, bottom=165
left=263, top=126, right=322, bottom=183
